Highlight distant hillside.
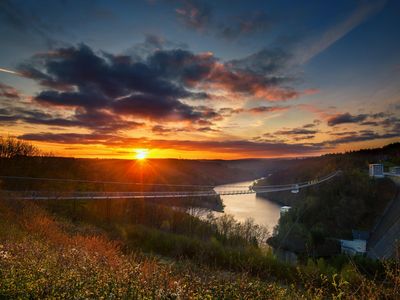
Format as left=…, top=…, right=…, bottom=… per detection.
left=255, top=143, right=399, bottom=257
left=254, top=143, right=399, bottom=186
left=0, top=157, right=284, bottom=191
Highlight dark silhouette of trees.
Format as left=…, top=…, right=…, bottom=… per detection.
left=0, top=136, right=40, bottom=158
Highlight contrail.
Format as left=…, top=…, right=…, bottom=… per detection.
left=0, top=67, right=23, bottom=76
left=294, top=0, right=387, bottom=65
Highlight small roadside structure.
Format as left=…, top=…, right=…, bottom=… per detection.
left=369, top=164, right=384, bottom=178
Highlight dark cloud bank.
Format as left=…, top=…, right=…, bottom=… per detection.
left=12, top=43, right=295, bottom=130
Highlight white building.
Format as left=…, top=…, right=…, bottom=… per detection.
left=369, top=164, right=384, bottom=178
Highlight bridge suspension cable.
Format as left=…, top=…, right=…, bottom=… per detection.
left=0, top=171, right=339, bottom=189
left=0, top=175, right=216, bottom=188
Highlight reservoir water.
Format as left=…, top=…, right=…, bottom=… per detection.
left=214, top=180, right=282, bottom=232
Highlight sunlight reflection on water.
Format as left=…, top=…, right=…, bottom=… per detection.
left=214, top=180, right=282, bottom=232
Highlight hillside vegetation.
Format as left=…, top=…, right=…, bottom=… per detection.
left=1, top=138, right=400, bottom=298
left=256, top=143, right=400, bottom=258
left=0, top=199, right=289, bottom=299
left=1, top=198, right=399, bottom=299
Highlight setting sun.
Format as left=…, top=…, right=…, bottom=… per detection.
left=134, top=149, right=148, bottom=160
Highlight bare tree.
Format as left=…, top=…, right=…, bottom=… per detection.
left=0, top=136, right=40, bottom=158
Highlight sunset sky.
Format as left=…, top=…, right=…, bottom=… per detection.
left=0, top=0, right=399, bottom=159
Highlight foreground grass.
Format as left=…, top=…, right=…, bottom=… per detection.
left=0, top=200, right=290, bottom=299
left=0, top=199, right=399, bottom=299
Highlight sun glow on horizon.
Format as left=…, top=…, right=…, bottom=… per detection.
left=134, top=149, right=149, bottom=160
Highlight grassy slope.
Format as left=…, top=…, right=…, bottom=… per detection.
left=1, top=199, right=399, bottom=299
left=0, top=199, right=289, bottom=299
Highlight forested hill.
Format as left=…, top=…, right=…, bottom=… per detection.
left=256, top=142, right=400, bottom=187
left=257, top=143, right=399, bottom=258
left=0, top=156, right=286, bottom=192
left=1, top=142, right=398, bottom=192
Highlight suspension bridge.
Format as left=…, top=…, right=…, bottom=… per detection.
left=0, top=171, right=341, bottom=200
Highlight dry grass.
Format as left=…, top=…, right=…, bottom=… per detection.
left=0, top=200, right=288, bottom=299
left=0, top=199, right=399, bottom=299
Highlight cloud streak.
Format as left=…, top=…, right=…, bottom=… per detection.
left=327, top=113, right=368, bottom=126
left=0, top=67, right=23, bottom=76
left=0, top=82, right=21, bottom=99
left=296, top=0, right=386, bottom=64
